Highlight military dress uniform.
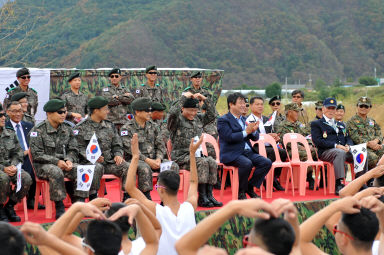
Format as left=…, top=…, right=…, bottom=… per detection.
left=60, top=90, right=88, bottom=123
left=74, top=117, right=127, bottom=187
left=0, top=127, right=32, bottom=207
left=4, top=87, right=38, bottom=116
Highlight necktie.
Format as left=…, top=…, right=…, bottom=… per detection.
left=16, top=124, right=25, bottom=151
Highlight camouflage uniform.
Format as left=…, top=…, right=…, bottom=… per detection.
left=134, top=83, right=164, bottom=104
left=271, top=112, right=285, bottom=133
left=184, top=86, right=212, bottom=101
left=168, top=96, right=217, bottom=184
left=4, top=87, right=38, bottom=116
left=0, top=127, right=32, bottom=205
left=203, top=117, right=218, bottom=160
left=74, top=117, right=127, bottom=187
left=60, top=90, right=88, bottom=123
left=153, top=119, right=170, bottom=147
left=347, top=114, right=384, bottom=169
left=120, top=119, right=179, bottom=192
left=29, top=120, right=101, bottom=201
left=23, top=113, right=35, bottom=125
left=98, top=84, right=134, bottom=127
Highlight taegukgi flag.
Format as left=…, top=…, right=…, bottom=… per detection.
left=76, top=165, right=95, bottom=191
left=350, top=143, right=367, bottom=173
left=264, top=111, right=277, bottom=127
left=86, top=133, right=102, bottom=164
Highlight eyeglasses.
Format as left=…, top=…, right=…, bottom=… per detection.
left=20, top=75, right=31, bottom=80
left=292, top=95, right=302, bottom=99
left=359, top=104, right=370, bottom=109
left=271, top=102, right=281, bottom=106
left=8, top=110, right=23, bottom=114
left=0, top=113, right=6, bottom=118
left=110, top=74, right=120, bottom=78
left=56, top=110, right=67, bottom=115
left=81, top=238, right=95, bottom=253
left=242, top=235, right=258, bottom=248
left=333, top=224, right=354, bottom=240
left=147, top=72, right=158, bottom=75
left=245, top=104, right=249, bottom=108
left=155, top=184, right=166, bottom=190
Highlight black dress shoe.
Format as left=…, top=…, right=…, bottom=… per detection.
left=0, top=207, right=9, bottom=222
left=238, top=192, right=247, bottom=200
left=273, top=179, right=285, bottom=191
left=246, top=188, right=259, bottom=198
left=27, top=199, right=45, bottom=210
left=4, top=203, right=21, bottom=222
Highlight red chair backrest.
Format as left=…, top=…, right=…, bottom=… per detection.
left=283, top=133, right=314, bottom=162
left=250, top=134, right=284, bottom=162
left=201, top=133, right=220, bottom=163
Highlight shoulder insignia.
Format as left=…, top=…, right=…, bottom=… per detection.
left=73, top=130, right=79, bottom=135
left=183, top=87, right=191, bottom=91
left=135, top=89, right=140, bottom=94
left=140, top=84, right=145, bottom=86
left=155, top=83, right=160, bottom=87
left=7, top=87, right=16, bottom=93
left=30, top=131, right=38, bottom=137
left=30, top=88, right=37, bottom=94
left=121, top=130, right=128, bottom=136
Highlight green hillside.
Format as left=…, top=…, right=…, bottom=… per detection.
left=1, top=0, right=384, bottom=88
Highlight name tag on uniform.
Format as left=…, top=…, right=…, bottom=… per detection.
left=73, top=130, right=79, bottom=135
left=121, top=130, right=128, bottom=136
left=103, top=87, right=109, bottom=92
left=30, top=132, right=38, bottom=137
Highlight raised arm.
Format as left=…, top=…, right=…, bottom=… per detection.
left=186, top=136, right=203, bottom=209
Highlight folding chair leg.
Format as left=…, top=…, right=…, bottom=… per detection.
left=299, top=166, right=307, bottom=196
left=266, top=168, right=274, bottom=199
left=23, top=197, right=28, bottom=221
left=220, top=170, right=228, bottom=201
left=34, top=183, right=42, bottom=216
left=232, top=170, right=239, bottom=200
left=44, top=184, right=53, bottom=219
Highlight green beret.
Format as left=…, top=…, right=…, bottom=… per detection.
left=268, top=95, right=281, bottom=105
left=191, top=71, right=202, bottom=79
left=285, top=103, right=300, bottom=112
left=183, top=98, right=199, bottom=108
left=357, top=96, right=371, bottom=106
left=88, top=96, right=109, bottom=109
left=145, top=65, right=157, bottom=73
left=11, top=92, right=28, bottom=102
left=68, top=72, right=80, bottom=82
left=16, top=68, right=30, bottom=78
left=43, top=99, right=65, bottom=112
left=151, top=102, right=166, bottom=111
left=132, top=97, right=152, bottom=111
left=108, top=68, right=121, bottom=77
left=336, top=104, right=345, bottom=111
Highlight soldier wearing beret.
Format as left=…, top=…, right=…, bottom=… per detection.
left=168, top=92, right=222, bottom=207
left=60, top=72, right=89, bottom=124
left=0, top=104, right=32, bottom=222
left=311, top=101, right=324, bottom=123
left=3, top=68, right=38, bottom=117
left=291, top=90, right=309, bottom=125
left=335, top=104, right=346, bottom=124
left=151, top=101, right=169, bottom=146
left=184, top=71, right=213, bottom=102
left=134, top=66, right=164, bottom=105
left=120, top=98, right=179, bottom=200
left=347, top=97, right=384, bottom=169
left=98, top=68, right=134, bottom=131
left=10, top=92, right=35, bottom=124
left=29, top=99, right=98, bottom=219
left=268, top=95, right=285, bottom=131
left=276, top=103, right=317, bottom=190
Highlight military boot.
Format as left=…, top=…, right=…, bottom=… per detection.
left=55, top=201, right=65, bottom=219
left=89, top=193, right=98, bottom=201
left=206, top=184, right=223, bottom=207
left=4, top=201, right=21, bottom=222
left=0, top=206, right=9, bottom=222
left=198, top=184, right=214, bottom=208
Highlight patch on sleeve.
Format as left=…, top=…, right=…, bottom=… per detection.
left=73, top=130, right=79, bottom=135
left=121, top=130, right=128, bottom=136
left=136, top=89, right=140, bottom=94
left=30, top=131, right=38, bottom=137
left=102, top=87, right=109, bottom=92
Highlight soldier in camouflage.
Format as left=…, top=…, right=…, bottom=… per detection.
left=276, top=103, right=317, bottom=190
left=0, top=104, right=32, bottom=222
left=347, top=97, right=384, bottom=169
left=184, top=71, right=213, bottom=101
left=98, top=68, right=135, bottom=131
left=134, top=66, right=164, bottom=105
left=10, top=92, right=35, bottom=124
left=3, top=68, right=38, bottom=117
left=151, top=102, right=170, bottom=150
left=29, top=99, right=100, bottom=219
left=291, top=90, right=309, bottom=125
left=168, top=92, right=222, bottom=207
left=121, top=98, right=179, bottom=200
left=268, top=95, right=285, bottom=132
left=60, top=72, right=89, bottom=124
left=73, top=96, right=129, bottom=200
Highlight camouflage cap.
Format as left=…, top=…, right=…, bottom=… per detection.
left=68, top=72, right=80, bottom=82
left=191, top=71, right=202, bottom=79
left=183, top=98, right=199, bottom=108
left=315, top=100, right=323, bottom=109
left=357, top=96, right=372, bottom=106
left=88, top=96, right=109, bottom=109
left=16, top=67, right=30, bottom=78
left=11, top=92, right=27, bottom=102
left=145, top=65, right=157, bottom=73
left=285, top=103, right=300, bottom=112
left=43, top=99, right=65, bottom=112
left=131, top=97, right=152, bottom=111
left=108, top=68, right=121, bottom=77
left=151, top=102, right=166, bottom=111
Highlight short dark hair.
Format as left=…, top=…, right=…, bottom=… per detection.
left=250, top=96, right=264, bottom=105
left=252, top=218, right=295, bottom=255
left=86, top=220, right=122, bottom=255
left=7, top=101, right=21, bottom=109
left=104, top=203, right=131, bottom=233
left=291, top=90, right=304, bottom=98
left=227, top=92, right=246, bottom=110
left=0, top=222, right=26, bottom=255
left=158, top=170, right=180, bottom=196
left=341, top=208, right=379, bottom=251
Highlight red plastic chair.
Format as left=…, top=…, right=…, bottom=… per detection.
left=9, top=183, right=28, bottom=221
left=250, top=134, right=294, bottom=198
left=283, top=133, right=326, bottom=196
left=98, top=174, right=123, bottom=201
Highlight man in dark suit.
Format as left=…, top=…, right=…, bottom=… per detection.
left=6, top=101, right=44, bottom=209
left=311, top=97, right=366, bottom=194
left=246, top=96, right=287, bottom=191
left=217, top=92, right=272, bottom=199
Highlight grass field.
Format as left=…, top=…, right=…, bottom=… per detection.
left=216, top=86, right=384, bottom=128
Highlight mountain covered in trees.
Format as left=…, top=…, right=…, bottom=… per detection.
left=1, top=0, right=384, bottom=88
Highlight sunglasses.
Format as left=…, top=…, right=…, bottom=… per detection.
left=359, top=104, right=370, bottom=109
left=56, top=110, right=67, bottom=115
left=20, top=75, right=31, bottom=80
left=245, top=104, right=249, bottom=108
left=292, top=95, right=302, bottom=99
left=271, top=102, right=281, bottom=106
left=81, top=238, right=95, bottom=253
left=192, top=76, right=202, bottom=79
left=333, top=224, right=354, bottom=240
left=316, top=107, right=322, bottom=110
left=110, top=74, right=120, bottom=78
left=148, top=71, right=158, bottom=75
left=0, top=113, right=6, bottom=118
left=155, top=184, right=166, bottom=190
left=242, top=235, right=258, bottom=248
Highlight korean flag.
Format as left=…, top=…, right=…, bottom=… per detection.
left=86, top=133, right=102, bottom=164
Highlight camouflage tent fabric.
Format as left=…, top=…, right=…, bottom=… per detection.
left=23, top=199, right=340, bottom=255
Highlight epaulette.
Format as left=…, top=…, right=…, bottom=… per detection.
left=30, top=88, right=38, bottom=94
left=183, top=87, right=191, bottom=91
left=7, top=87, right=16, bottom=93
left=155, top=83, right=160, bottom=87
left=35, top=121, right=46, bottom=129
left=141, top=84, right=145, bottom=86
